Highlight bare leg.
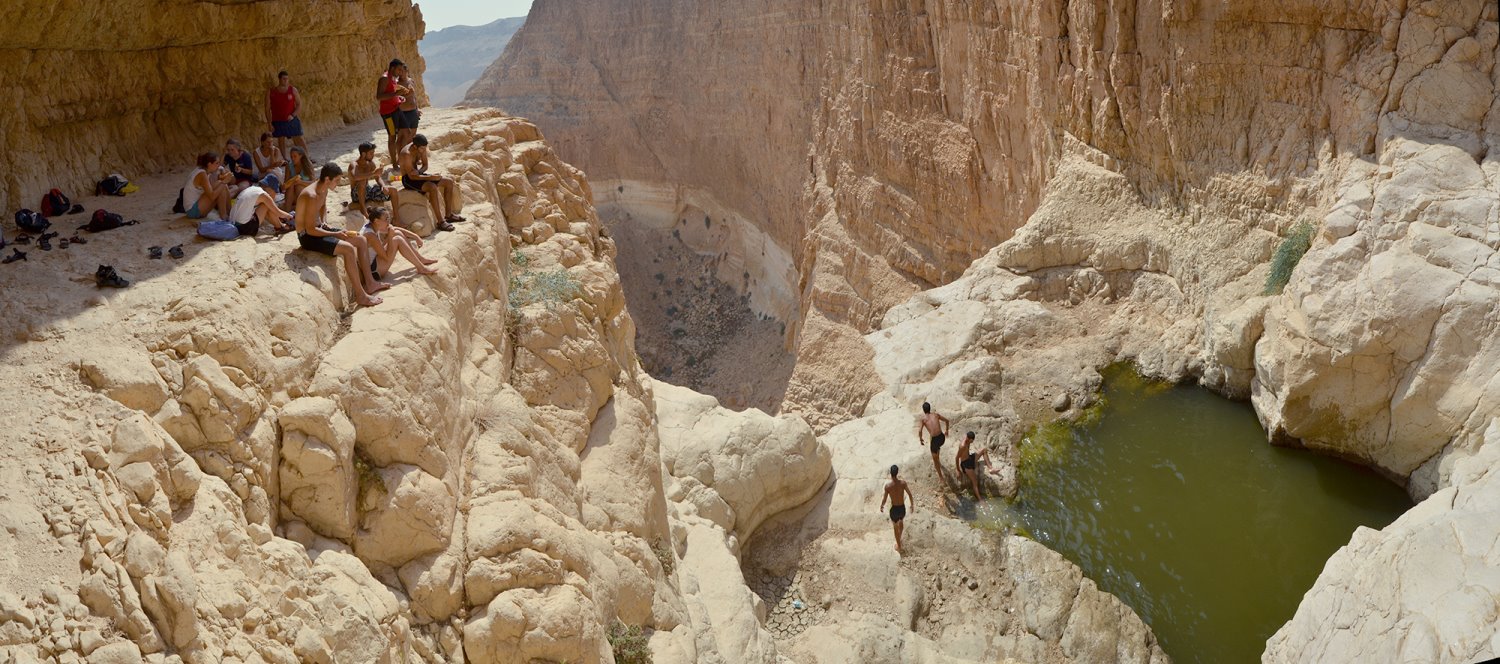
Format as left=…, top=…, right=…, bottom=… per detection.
left=894, top=519, right=904, bottom=554
left=335, top=241, right=380, bottom=307
left=422, top=182, right=445, bottom=220
left=347, top=235, right=389, bottom=293
left=441, top=178, right=464, bottom=220
left=385, top=186, right=403, bottom=228
left=293, top=136, right=310, bottom=160
left=931, top=452, right=944, bottom=484
left=393, top=235, right=438, bottom=275
left=277, top=137, right=289, bottom=163
left=255, top=196, right=292, bottom=231
left=967, top=469, right=981, bottom=500
left=211, top=184, right=231, bottom=218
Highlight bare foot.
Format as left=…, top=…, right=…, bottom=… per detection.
left=421, top=257, right=439, bottom=265
left=357, top=295, right=383, bottom=307
left=367, top=280, right=392, bottom=293
left=416, top=266, right=439, bottom=276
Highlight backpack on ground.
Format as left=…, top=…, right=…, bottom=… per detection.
left=15, top=209, right=50, bottom=233
left=96, top=174, right=130, bottom=196
left=173, top=188, right=186, bottom=214
left=78, top=209, right=137, bottom=233
left=39, top=189, right=71, bottom=217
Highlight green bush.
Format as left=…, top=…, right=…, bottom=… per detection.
left=607, top=622, right=652, bottom=664
left=1263, top=221, right=1315, bottom=295
left=508, top=249, right=580, bottom=313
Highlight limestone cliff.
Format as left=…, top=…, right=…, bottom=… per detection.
left=475, top=0, right=1500, bottom=661
left=0, top=0, right=426, bottom=213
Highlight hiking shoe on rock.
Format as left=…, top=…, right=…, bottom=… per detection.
left=168, top=245, right=184, bottom=259
left=95, top=265, right=128, bottom=288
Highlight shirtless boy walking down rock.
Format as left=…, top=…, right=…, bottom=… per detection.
left=879, top=465, right=915, bottom=555
left=917, top=402, right=950, bottom=481
left=954, top=431, right=996, bottom=500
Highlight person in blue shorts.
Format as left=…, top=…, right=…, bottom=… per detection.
left=266, top=70, right=310, bottom=161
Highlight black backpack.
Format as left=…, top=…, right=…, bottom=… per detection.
left=39, top=189, right=71, bottom=217
left=78, top=209, right=137, bottom=233
left=96, top=175, right=129, bottom=196
left=15, top=209, right=50, bottom=233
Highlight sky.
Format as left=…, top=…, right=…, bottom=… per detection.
left=419, top=0, right=534, bottom=32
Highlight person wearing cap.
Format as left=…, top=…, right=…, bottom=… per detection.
left=879, top=465, right=915, bottom=555
left=376, top=59, right=414, bottom=166
left=266, top=70, right=309, bottom=160
left=399, top=134, right=465, bottom=229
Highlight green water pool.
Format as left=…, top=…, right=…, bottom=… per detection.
left=983, top=365, right=1412, bottom=663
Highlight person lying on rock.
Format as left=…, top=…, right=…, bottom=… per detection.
left=182, top=152, right=231, bottom=220
left=917, top=402, right=951, bottom=482
left=360, top=206, right=438, bottom=279
left=293, top=162, right=388, bottom=307
left=400, top=134, right=465, bottom=230
left=349, top=142, right=400, bottom=223
left=879, top=465, right=914, bottom=555
left=954, top=432, right=996, bottom=500
left=224, top=138, right=256, bottom=197
left=252, top=132, right=286, bottom=180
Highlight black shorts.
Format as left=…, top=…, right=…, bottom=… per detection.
left=401, top=175, right=429, bottom=192
left=889, top=505, right=906, bottom=523
left=297, top=233, right=341, bottom=256
left=393, top=108, right=420, bottom=130
left=961, top=454, right=976, bottom=471
left=235, top=219, right=259, bottom=237
left=929, top=433, right=946, bottom=454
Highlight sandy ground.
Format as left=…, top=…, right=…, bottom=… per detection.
left=609, top=215, right=795, bottom=413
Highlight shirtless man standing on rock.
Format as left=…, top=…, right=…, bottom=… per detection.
left=917, top=402, right=950, bottom=481
left=954, top=431, right=996, bottom=500
left=879, top=465, right=915, bottom=555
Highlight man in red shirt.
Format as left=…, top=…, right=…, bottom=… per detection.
left=376, top=59, right=415, bottom=167
left=265, top=71, right=309, bottom=161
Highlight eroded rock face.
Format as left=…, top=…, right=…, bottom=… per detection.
left=0, top=0, right=426, bottom=211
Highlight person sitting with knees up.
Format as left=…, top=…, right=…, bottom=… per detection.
left=252, top=132, right=286, bottom=180
left=399, top=134, right=465, bottom=231
left=349, top=142, right=399, bottom=220
left=183, top=152, right=230, bottom=220
left=293, top=163, right=389, bottom=308
left=361, top=206, right=438, bottom=279
left=284, top=146, right=316, bottom=210
left=228, top=178, right=294, bottom=236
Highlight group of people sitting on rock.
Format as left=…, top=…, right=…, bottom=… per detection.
left=176, top=62, right=466, bottom=308
left=880, top=401, right=998, bottom=554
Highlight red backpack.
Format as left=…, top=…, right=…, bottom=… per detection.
left=39, top=189, right=71, bottom=217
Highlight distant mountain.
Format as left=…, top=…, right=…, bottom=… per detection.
left=420, top=16, right=526, bottom=107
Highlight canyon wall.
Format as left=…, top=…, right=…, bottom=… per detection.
left=475, top=0, right=1500, bottom=660
left=0, top=0, right=426, bottom=213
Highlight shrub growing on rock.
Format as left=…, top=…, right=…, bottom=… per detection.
left=607, top=622, right=652, bottom=664
left=1263, top=221, right=1315, bottom=295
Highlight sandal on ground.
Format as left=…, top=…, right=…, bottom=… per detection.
left=14, top=234, right=30, bottom=245
left=437, top=221, right=456, bottom=232
left=68, top=235, right=87, bottom=245
left=95, top=265, right=129, bottom=288
left=444, top=214, right=466, bottom=223
left=59, top=238, right=69, bottom=249
left=148, top=246, right=163, bottom=259
left=168, top=245, right=184, bottom=259
left=3, top=248, right=26, bottom=264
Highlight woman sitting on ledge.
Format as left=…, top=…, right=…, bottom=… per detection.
left=252, top=132, right=286, bottom=181
left=182, top=152, right=230, bottom=220
left=361, top=206, right=438, bottom=279
left=283, top=146, right=316, bottom=210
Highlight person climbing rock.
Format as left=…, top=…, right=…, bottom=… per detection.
left=400, top=134, right=465, bottom=229
left=916, top=401, right=950, bottom=482
left=879, top=465, right=914, bottom=555
left=293, top=162, right=387, bottom=308
left=266, top=70, right=309, bottom=161
left=954, top=431, right=995, bottom=500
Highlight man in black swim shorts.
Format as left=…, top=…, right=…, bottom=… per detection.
left=954, top=431, right=995, bottom=500
left=879, top=465, right=915, bottom=555
left=293, top=162, right=389, bottom=308
left=917, top=401, right=951, bottom=483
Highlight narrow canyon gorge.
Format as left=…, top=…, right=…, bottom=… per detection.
left=0, top=0, right=1496, bottom=663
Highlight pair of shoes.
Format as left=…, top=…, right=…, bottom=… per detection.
left=3, top=248, right=26, bottom=264
left=437, top=221, right=455, bottom=232
left=95, top=265, right=128, bottom=288
left=38, top=232, right=58, bottom=251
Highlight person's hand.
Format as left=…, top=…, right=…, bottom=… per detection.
left=342, top=230, right=359, bottom=239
